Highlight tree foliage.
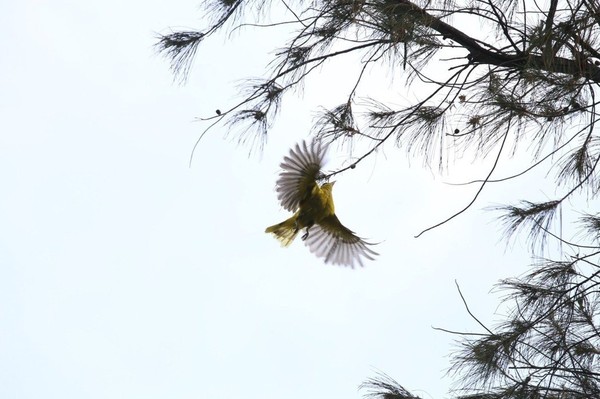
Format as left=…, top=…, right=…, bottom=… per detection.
left=157, top=0, right=600, bottom=398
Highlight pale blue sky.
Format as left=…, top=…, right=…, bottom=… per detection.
left=0, top=1, right=549, bottom=398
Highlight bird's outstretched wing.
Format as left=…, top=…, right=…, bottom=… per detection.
left=276, top=140, right=327, bottom=212
left=303, top=214, right=378, bottom=268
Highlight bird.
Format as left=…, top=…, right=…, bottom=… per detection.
left=265, top=140, right=378, bottom=267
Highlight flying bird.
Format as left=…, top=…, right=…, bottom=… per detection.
left=265, top=140, right=378, bottom=267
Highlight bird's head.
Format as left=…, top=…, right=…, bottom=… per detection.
left=321, top=181, right=336, bottom=192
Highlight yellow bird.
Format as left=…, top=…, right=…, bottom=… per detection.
left=265, top=140, right=378, bottom=267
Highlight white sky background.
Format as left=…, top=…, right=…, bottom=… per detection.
left=0, top=1, right=564, bottom=399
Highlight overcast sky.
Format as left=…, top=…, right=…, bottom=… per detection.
left=0, top=2, right=557, bottom=399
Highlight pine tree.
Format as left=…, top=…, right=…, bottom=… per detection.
left=157, top=1, right=600, bottom=397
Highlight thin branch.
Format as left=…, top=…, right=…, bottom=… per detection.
left=455, top=280, right=494, bottom=335
left=414, top=122, right=510, bottom=238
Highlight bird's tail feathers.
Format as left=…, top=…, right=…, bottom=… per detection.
left=265, top=217, right=298, bottom=247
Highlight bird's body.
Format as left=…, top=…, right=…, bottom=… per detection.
left=265, top=141, right=377, bottom=267
left=296, top=182, right=336, bottom=229
left=265, top=182, right=335, bottom=245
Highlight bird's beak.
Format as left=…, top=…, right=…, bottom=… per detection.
left=330, top=181, right=336, bottom=186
